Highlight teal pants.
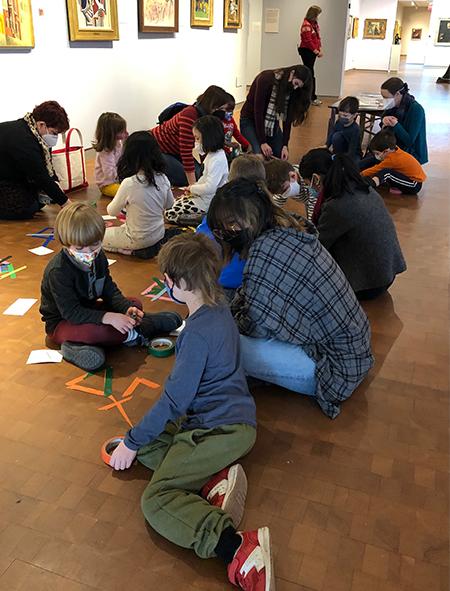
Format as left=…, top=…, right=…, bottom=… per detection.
left=138, top=422, right=256, bottom=559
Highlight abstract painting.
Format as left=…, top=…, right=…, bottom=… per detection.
left=363, top=18, right=387, bottom=40
left=191, top=0, right=213, bottom=28
left=224, top=0, right=241, bottom=29
left=138, top=0, right=179, bottom=33
left=66, top=0, right=119, bottom=41
left=0, top=0, right=35, bottom=48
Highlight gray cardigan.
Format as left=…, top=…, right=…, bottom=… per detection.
left=318, top=186, right=406, bottom=293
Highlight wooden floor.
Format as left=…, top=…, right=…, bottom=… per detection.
left=0, top=64, right=448, bottom=591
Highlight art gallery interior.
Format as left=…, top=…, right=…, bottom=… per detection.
left=0, top=0, right=449, bottom=590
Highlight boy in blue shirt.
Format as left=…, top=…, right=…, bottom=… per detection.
left=327, top=96, right=362, bottom=161
left=109, top=233, right=273, bottom=591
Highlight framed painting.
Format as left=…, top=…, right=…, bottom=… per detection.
left=66, top=0, right=119, bottom=41
left=363, top=18, right=387, bottom=40
left=436, top=18, right=450, bottom=45
left=224, top=0, right=241, bottom=29
left=191, top=0, right=213, bottom=28
left=347, top=15, right=353, bottom=40
left=352, top=16, right=359, bottom=38
left=138, top=0, right=179, bottom=33
left=0, top=0, right=35, bottom=48
left=411, top=28, right=422, bottom=40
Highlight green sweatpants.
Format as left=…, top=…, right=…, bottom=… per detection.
left=137, top=421, right=256, bottom=559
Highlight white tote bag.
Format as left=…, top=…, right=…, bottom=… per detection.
left=52, top=128, right=89, bottom=192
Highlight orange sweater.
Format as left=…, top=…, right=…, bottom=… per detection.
left=362, top=147, right=426, bottom=183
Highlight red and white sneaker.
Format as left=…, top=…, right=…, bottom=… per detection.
left=227, top=527, right=274, bottom=591
left=200, top=464, right=247, bottom=528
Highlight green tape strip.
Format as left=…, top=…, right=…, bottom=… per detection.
left=103, top=366, right=113, bottom=397
left=7, top=263, right=16, bottom=279
left=148, top=338, right=175, bottom=358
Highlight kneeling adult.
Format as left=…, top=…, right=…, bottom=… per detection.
left=0, top=101, right=70, bottom=219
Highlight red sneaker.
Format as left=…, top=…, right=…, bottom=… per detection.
left=227, top=528, right=274, bottom=591
left=200, top=464, right=247, bottom=527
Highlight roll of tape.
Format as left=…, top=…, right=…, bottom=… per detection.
left=148, top=337, right=175, bottom=358
left=101, top=436, right=124, bottom=466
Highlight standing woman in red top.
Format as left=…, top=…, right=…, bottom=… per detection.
left=151, top=86, right=230, bottom=187
left=298, top=5, right=323, bottom=106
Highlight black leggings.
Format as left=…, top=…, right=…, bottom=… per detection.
left=0, top=181, right=41, bottom=220
left=373, top=168, right=422, bottom=194
left=298, top=47, right=317, bottom=100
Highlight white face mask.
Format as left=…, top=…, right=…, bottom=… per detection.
left=283, top=180, right=301, bottom=198
left=42, top=133, right=58, bottom=147
left=383, top=97, right=395, bottom=110
left=194, top=141, right=205, bottom=156
left=69, top=247, right=100, bottom=267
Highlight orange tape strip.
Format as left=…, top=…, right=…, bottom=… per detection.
left=97, top=395, right=133, bottom=427
left=121, top=377, right=160, bottom=399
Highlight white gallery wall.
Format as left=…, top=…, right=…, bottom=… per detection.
left=425, top=0, right=450, bottom=67
left=257, top=0, right=349, bottom=97
left=345, top=0, right=398, bottom=71
left=400, top=7, right=430, bottom=64
left=0, top=0, right=249, bottom=148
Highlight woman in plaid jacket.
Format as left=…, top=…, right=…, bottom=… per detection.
left=207, top=179, right=373, bottom=419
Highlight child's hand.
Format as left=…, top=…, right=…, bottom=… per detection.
left=102, top=312, right=136, bottom=334
left=109, top=440, right=137, bottom=470
left=126, top=307, right=144, bottom=325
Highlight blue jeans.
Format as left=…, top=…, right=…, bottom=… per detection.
left=162, top=153, right=202, bottom=187
left=239, top=118, right=284, bottom=158
left=240, top=335, right=317, bottom=396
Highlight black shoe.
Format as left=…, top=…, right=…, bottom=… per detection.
left=138, top=312, right=183, bottom=339
left=61, top=342, right=105, bottom=371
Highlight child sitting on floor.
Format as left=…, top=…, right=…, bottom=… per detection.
left=264, top=159, right=302, bottom=207
left=93, top=112, right=128, bottom=198
left=221, top=94, right=251, bottom=159
left=361, top=129, right=426, bottom=194
left=40, top=203, right=182, bottom=371
left=109, top=233, right=273, bottom=591
left=165, top=115, right=229, bottom=225
left=326, top=96, right=362, bottom=161
left=102, top=131, right=181, bottom=259
left=196, top=154, right=266, bottom=301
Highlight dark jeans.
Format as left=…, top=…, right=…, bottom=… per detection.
left=0, top=181, right=41, bottom=220
left=373, top=169, right=422, bottom=194
left=49, top=297, right=143, bottom=346
left=298, top=47, right=317, bottom=100
left=240, top=117, right=284, bottom=158
left=133, top=227, right=183, bottom=259
left=162, top=153, right=202, bottom=187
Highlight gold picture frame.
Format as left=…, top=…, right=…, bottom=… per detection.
left=352, top=16, right=359, bottom=39
left=138, top=0, right=179, bottom=33
left=363, top=18, right=387, bottom=40
left=66, top=0, right=119, bottom=41
left=224, top=0, right=241, bottom=29
left=0, top=0, right=35, bottom=49
left=190, top=0, right=213, bottom=28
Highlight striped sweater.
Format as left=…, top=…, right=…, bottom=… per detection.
left=151, top=105, right=199, bottom=174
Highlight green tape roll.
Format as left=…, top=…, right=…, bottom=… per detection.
left=148, top=337, right=175, bottom=358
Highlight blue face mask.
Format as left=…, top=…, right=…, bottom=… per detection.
left=308, top=185, right=320, bottom=202
left=164, top=281, right=186, bottom=305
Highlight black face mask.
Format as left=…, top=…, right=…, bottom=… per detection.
left=212, top=109, right=226, bottom=121
left=221, top=229, right=249, bottom=253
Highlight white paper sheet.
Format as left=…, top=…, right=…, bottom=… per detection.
left=102, top=215, right=116, bottom=221
left=3, top=298, right=37, bottom=316
left=170, top=321, right=186, bottom=336
left=29, top=246, right=53, bottom=256
left=107, top=259, right=117, bottom=266
left=26, top=350, right=63, bottom=364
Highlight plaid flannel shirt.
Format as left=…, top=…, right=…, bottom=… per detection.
left=231, top=227, right=374, bottom=418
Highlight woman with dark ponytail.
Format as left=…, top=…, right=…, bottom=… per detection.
left=380, top=77, right=428, bottom=164
left=301, top=151, right=406, bottom=300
